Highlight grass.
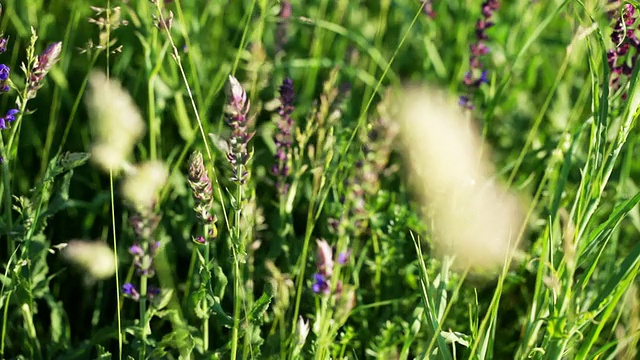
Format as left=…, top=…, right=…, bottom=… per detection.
left=0, top=0, right=638, bottom=359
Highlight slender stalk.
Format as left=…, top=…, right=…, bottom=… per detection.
left=202, top=225, right=210, bottom=352
left=230, top=165, right=244, bottom=360
left=139, top=272, right=148, bottom=359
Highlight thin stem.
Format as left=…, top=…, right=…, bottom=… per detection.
left=202, top=225, right=210, bottom=352
left=139, top=273, right=148, bottom=359
left=230, top=168, right=244, bottom=360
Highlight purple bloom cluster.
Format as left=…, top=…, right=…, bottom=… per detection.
left=129, top=241, right=161, bottom=276
left=0, top=109, right=19, bottom=130
left=225, top=75, right=254, bottom=185
left=123, top=213, right=162, bottom=302
left=607, top=3, right=640, bottom=96
left=26, top=42, right=62, bottom=100
left=311, top=239, right=349, bottom=295
left=0, top=37, right=8, bottom=54
left=123, top=283, right=160, bottom=301
left=460, top=0, right=500, bottom=110
left=272, top=78, right=295, bottom=195
left=188, top=151, right=218, bottom=242
left=0, top=64, right=10, bottom=93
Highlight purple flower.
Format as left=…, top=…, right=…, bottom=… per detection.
left=27, top=42, right=62, bottom=99
left=337, top=250, right=351, bottom=265
left=0, top=109, right=19, bottom=130
left=312, top=273, right=330, bottom=294
left=123, top=283, right=140, bottom=301
left=608, top=4, right=640, bottom=96
left=148, top=286, right=161, bottom=299
left=420, top=0, right=435, bottom=18
left=129, top=244, right=144, bottom=257
left=0, top=37, right=7, bottom=54
left=273, top=77, right=295, bottom=195
left=193, top=235, right=206, bottom=245
left=0, top=64, right=10, bottom=93
left=460, top=0, right=500, bottom=110
left=225, top=75, right=254, bottom=185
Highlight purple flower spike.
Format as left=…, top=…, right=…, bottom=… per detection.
left=608, top=3, right=640, bottom=96
left=27, top=41, right=62, bottom=99
left=273, top=77, right=296, bottom=195
left=460, top=0, right=500, bottom=110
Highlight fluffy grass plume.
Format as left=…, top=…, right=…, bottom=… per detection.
left=86, top=71, right=145, bottom=173
left=395, top=86, right=526, bottom=273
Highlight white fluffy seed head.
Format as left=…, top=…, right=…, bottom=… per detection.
left=86, top=71, right=146, bottom=173
left=60, top=240, right=116, bottom=280
left=122, top=160, right=168, bottom=211
left=394, top=86, right=527, bottom=274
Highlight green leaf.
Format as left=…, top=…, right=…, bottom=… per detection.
left=247, top=291, right=272, bottom=325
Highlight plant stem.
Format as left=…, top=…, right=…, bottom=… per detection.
left=139, top=273, right=148, bottom=359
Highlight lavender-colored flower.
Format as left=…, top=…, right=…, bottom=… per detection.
left=193, top=235, right=206, bottom=245
left=272, top=77, right=295, bottom=195
left=0, top=64, right=10, bottom=93
left=0, top=37, right=7, bottom=53
left=225, top=75, right=254, bottom=185
left=316, top=239, right=334, bottom=277
left=27, top=41, right=62, bottom=99
left=123, top=283, right=140, bottom=301
left=0, top=109, right=19, bottom=130
left=188, top=151, right=217, bottom=232
left=460, top=1, right=499, bottom=110
left=312, top=273, right=330, bottom=294
left=128, top=243, right=144, bottom=257
left=607, top=3, right=640, bottom=96
left=337, top=250, right=351, bottom=265
left=420, top=0, right=435, bottom=18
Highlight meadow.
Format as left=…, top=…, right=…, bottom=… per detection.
left=0, top=0, right=638, bottom=359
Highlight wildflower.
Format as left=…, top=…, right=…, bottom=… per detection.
left=0, top=109, right=19, bottom=130
left=296, top=316, right=310, bottom=345
left=121, top=160, right=168, bottom=212
left=59, top=240, right=116, bottom=280
left=460, top=1, right=499, bottom=110
left=607, top=3, right=640, bottom=95
left=225, top=75, right=254, bottom=185
left=316, top=239, right=334, bottom=277
left=123, top=283, right=140, bottom=301
left=312, top=273, right=331, bottom=294
left=0, top=64, right=10, bottom=93
left=0, top=37, right=8, bottom=53
left=27, top=41, right=62, bottom=99
left=337, top=250, right=351, bottom=265
left=272, top=77, right=295, bottom=195
left=419, top=0, right=435, bottom=18
left=86, top=71, right=146, bottom=173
